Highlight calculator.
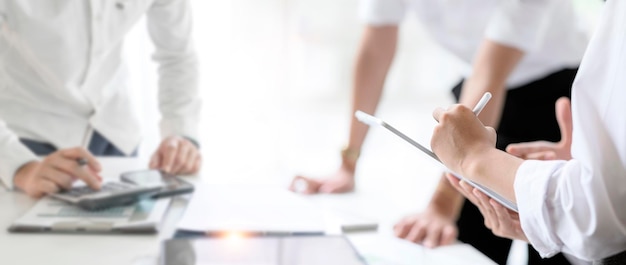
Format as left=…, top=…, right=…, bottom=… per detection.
left=49, top=181, right=164, bottom=211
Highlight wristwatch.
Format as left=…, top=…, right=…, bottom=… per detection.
left=341, top=145, right=361, bottom=163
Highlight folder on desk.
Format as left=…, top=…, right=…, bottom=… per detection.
left=176, top=185, right=327, bottom=236
left=8, top=196, right=170, bottom=234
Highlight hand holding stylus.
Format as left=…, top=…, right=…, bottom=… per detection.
left=353, top=93, right=518, bottom=212
left=430, top=92, right=495, bottom=177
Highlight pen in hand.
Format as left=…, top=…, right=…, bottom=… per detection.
left=472, top=92, right=492, bottom=116
left=78, top=127, right=103, bottom=183
left=76, top=157, right=103, bottom=184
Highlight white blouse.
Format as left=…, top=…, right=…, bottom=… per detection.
left=515, top=0, right=626, bottom=261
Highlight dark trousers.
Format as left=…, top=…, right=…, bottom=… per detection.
left=595, top=251, right=626, bottom=265
left=452, top=68, right=577, bottom=265
left=20, top=130, right=136, bottom=156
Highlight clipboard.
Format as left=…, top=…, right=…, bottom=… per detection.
left=8, top=196, right=171, bottom=234
left=355, top=111, right=518, bottom=212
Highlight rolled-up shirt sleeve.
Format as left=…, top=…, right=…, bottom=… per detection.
left=0, top=120, right=38, bottom=190
left=515, top=155, right=626, bottom=261
left=485, top=0, right=556, bottom=52
left=359, top=0, right=407, bottom=26
left=147, top=0, right=201, bottom=143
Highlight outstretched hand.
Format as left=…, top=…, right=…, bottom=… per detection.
left=506, top=97, right=572, bottom=160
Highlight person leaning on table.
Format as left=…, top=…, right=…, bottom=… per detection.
left=289, top=0, right=588, bottom=264
left=429, top=0, right=626, bottom=264
left=0, top=0, right=201, bottom=196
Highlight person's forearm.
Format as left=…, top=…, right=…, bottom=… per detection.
left=429, top=173, right=465, bottom=218
left=347, top=26, right=398, bottom=155
left=455, top=39, right=525, bottom=203
left=464, top=148, right=523, bottom=203
left=459, top=40, right=524, bottom=128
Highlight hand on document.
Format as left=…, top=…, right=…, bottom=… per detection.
left=446, top=174, right=528, bottom=242
left=506, top=97, right=573, bottom=160
left=149, top=136, right=201, bottom=175
left=13, top=147, right=102, bottom=198
left=393, top=203, right=458, bottom=248
left=290, top=163, right=355, bottom=194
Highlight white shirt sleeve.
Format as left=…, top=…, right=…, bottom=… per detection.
left=0, top=120, right=38, bottom=190
left=485, top=0, right=557, bottom=52
left=514, top=1, right=626, bottom=261
left=0, top=12, right=38, bottom=190
left=358, top=0, right=407, bottom=26
left=146, top=0, right=201, bottom=143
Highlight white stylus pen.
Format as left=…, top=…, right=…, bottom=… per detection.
left=472, top=92, right=492, bottom=116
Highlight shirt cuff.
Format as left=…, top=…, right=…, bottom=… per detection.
left=0, top=143, right=38, bottom=190
left=160, top=117, right=199, bottom=148
left=514, top=159, right=566, bottom=258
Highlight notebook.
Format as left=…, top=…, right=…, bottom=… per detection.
left=8, top=196, right=170, bottom=234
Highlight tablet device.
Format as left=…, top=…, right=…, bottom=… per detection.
left=160, top=235, right=365, bottom=265
left=121, top=170, right=194, bottom=199
left=355, top=111, right=518, bottom=212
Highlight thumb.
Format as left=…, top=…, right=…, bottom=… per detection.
left=149, top=151, right=161, bottom=169
left=555, top=97, right=573, bottom=145
left=485, top=126, right=497, bottom=144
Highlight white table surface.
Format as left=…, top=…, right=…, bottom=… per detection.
left=0, top=158, right=495, bottom=265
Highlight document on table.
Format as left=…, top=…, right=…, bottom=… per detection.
left=348, top=233, right=497, bottom=265
left=176, top=184, right=327, bottom=235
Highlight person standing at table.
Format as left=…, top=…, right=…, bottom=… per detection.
left=0, top=0, right=201, bottom=197
left=429, top=0, right=626, bottom=263
left=289, top=0, right=588, bottom=264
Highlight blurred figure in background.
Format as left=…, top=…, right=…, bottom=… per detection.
left=290, top=0, right=589, bottom=264
left=0, top=0, right=201, bottom=197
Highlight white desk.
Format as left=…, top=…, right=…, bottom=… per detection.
left=0, top=158, right=495, bottom=265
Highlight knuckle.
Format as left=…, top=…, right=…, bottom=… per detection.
left=450, top=104, right=463, bottom=111
left=439, top=112, right=451, bottom=123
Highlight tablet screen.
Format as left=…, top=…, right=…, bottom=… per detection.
left=161, top=236, right=365, bottom=265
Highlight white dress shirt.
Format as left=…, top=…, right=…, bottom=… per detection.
left=0, top=0, right=200, bottom=189
left=514, top=0, right=626, bottom=261
left=359, top=0, right=588, bottom=88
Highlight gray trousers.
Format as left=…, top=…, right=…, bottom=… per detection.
left=20, top=131, right=137, bottom=156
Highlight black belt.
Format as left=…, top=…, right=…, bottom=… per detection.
left=594, top=250, right=626, bottom=265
